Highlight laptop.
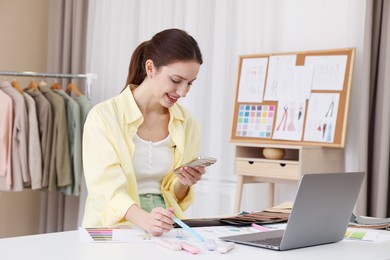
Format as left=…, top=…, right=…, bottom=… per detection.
left=220, top=172, right=365, bottom=251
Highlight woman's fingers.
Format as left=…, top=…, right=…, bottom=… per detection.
left=178, top=166, right=206, bottom=186
left=147, top=207, right=175, bottom=236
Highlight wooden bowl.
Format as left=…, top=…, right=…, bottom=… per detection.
left=263, top=148, right=286, bottom=160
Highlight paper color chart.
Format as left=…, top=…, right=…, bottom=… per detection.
left=236, top=104, right=275, bottom=138
left=85, top=227, right=114, bottom=241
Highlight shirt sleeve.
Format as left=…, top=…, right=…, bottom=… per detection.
left=82, top=107, right=136, bottom=226
left=161, top=175, right=195, bottom=218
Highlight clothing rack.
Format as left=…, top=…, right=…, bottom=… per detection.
left=0, top=71, right=97, bottom=99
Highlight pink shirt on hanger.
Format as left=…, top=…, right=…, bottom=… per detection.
left=0, top=81, right=28, bottom=191
left=0, top=89, right=13, bottom=188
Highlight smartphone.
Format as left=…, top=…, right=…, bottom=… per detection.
left=173, top=156, right=217, bottom=175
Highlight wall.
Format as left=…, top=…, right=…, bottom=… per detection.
left=185, top=0, right=371, bottom=217
left=0, top=0, right=49, bottom=238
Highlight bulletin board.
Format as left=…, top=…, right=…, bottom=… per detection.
left=230, top=48, right=355, bottom=148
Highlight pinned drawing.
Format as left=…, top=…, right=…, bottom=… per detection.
left=263, top=55, right=297, bottom=101
left=273, top=99, right=306, bottom=141
left=305, top=55, right=347, bottom=91
left=291, top=66, right=314, bottom=99
left=237, top=57, right=268, bottom=103
left=303, top=93, right=340, bottom=143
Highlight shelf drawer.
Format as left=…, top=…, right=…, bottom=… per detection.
left=235, top=159, right=300, bottom=180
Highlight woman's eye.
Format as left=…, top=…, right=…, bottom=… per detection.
left=171, top=79, right=180, bottom=84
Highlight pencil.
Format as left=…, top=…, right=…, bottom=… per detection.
left=173, top=217, right=205, bottom=242
left=251, top=223, right=271, bottom=232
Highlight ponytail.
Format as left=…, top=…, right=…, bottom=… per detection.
left=122, top=41, right=149, bottom=92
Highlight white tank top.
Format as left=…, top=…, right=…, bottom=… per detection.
left=133, top=134, right=175, bottom=194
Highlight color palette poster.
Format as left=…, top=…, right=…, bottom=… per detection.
left=235, top=104, right=275, bottom=138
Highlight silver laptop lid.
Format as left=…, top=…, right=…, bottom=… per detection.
left=280, top=172, right=364, bottom=250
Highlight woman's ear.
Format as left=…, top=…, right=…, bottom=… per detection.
left=145, top=59, right=155, bottom=78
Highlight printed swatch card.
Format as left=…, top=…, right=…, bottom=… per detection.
left=235, top=104, right=275, bottom=138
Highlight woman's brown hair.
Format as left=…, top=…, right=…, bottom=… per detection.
left=123, top=28, right=203, bottom=91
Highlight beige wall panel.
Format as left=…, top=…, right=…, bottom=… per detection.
left=0, top=0, right=49, bottom=238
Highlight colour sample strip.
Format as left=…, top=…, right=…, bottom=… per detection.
left=85, top=227, right=114, bottom=241
left=236, top=104, right=275, bottom=138
left=345, top=230, right=367, bottom=240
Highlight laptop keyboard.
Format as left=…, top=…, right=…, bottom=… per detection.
left=249, top=237, right=282, bottom=246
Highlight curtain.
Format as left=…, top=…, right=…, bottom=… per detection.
left=46, top=0, right=89, bottom=91
left=86, top=0, right=372, bottom=217
left=40, top=0, right=89, bottom=233
left=367, top=0, right=390, bottom=218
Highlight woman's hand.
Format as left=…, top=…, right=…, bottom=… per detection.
left=144, top=207, right=175, bottom=236
left=176, top=166, right=206, bottom=187
left=174, top=166, right=206, bottom=201
left=125, top=205, right=174, bottom=237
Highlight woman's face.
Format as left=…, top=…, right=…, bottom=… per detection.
left=150, top=60, right=200, bottom=108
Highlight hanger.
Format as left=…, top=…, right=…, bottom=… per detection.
left=38, top=79, right=47, bottom=88
left=11, top=79, right=24, bottom=94
left=25, top=80, right=39, bottom=91
left=50, top=82, right=62, bottom=90
left=66, top=82, right=83, bottom=96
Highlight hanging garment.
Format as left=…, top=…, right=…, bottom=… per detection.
left=25, top=88, right=53, bottom=189
left=22, top=91, right=43, bottom=190
left=0, top=81, right=29, bottom=191
left=38, top=82, right=72, bottom=191
left=73, top=95, right=93, bottom=136
left=12, top=80, right=42, bottom=188
left=0, top=89, right=13, bottom=189
left=54, top=89, right=82, bottom=196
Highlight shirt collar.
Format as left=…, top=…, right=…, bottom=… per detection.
left=118, top=85, right=142, bottom=125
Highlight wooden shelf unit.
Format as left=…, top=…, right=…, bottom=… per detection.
left=233, top=142, right=345, bottom=212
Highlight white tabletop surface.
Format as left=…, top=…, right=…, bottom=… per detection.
left=0, top=228, right=389, bottom=260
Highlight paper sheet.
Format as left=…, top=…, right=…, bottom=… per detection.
left=237, top=57, right=268, bottom=103
left=79, top=226, right=260, bottom=244
left=344, top=228, right=390, bottom=243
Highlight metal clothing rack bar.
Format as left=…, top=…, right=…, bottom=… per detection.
left=0, top=70, right=97, bottom=99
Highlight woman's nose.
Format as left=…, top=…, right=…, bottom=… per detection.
left=176, top=83, right=189, bottom=97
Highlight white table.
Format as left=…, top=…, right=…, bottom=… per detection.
left=0, top=228, right=389, bottom=260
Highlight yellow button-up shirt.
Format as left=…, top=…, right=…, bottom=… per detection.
left=82, top=86, right=200, bottom=227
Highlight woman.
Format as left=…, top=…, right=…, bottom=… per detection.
left=82, top=28, right=206, bottom=236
